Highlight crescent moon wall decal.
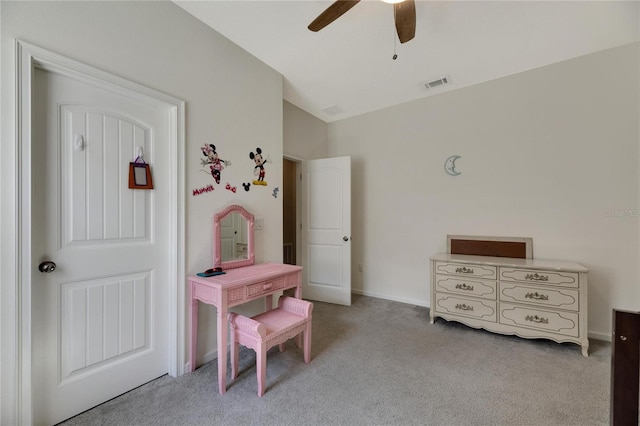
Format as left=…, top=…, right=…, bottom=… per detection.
left=444, top=155, right=461, bottom=176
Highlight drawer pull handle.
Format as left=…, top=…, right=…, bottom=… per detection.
left=524, top=273, right=549, bottom=282
left=263, top=283, right=272, bottom=291
left=455, top=267, right=474, bottom=274
left=455, top=283, right=474, bottom=291
left=525, top=315, right=549, bottom=324
left=455, top=303, right=474, bottom=311
left=525, top=292, right=549, bottom=301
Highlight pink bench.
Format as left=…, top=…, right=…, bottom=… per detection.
left=228, top=296, right=313, bottom=396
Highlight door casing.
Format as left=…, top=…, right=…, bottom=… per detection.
left=283, top=155, right=302, bottom=266
left=5, top=40, right=186, bottom=424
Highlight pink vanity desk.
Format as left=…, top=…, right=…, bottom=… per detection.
left=188, top=263, right=303, bottom=394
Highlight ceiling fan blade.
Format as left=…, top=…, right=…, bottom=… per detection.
left=394, top=0, right=416, bottom=43
left=308, top=0, right=361, bottom=32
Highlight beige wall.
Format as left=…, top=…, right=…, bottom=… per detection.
left=1, top=2, right=283, bottom=420
left=325, top=43, right=639, bottom=340
left=283, top=100, right=329, bottom=285
left=284, top=100, right=327, bottom=160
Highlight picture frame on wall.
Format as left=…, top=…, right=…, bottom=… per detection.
left=128, top=162, right=153, bottom=190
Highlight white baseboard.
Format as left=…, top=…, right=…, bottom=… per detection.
left=182, top=293, right=611, bottom=373
left=588, top=330, right=611, bottom=342
left=352, top=289, right=610, bottom=343
left=352, top=288, right=428, bottom=307
left=183, top=348, right=220, bottom=373
left=202, top=349, right=218, bottom=364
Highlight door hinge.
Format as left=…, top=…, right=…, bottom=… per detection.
left=299, top=173, right=302, bottom=181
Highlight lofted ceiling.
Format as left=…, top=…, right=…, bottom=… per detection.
left=174, top=1, right=639, bottom=123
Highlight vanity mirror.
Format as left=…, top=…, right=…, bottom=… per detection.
left=214, top=205, right=255, bottom=270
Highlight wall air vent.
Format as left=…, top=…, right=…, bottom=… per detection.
left=424, top=76, right=450, bottom=90
left=322, top=104, right=343, bottom=115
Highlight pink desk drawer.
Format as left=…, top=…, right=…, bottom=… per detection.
left=247, top=277, right=285, bottom=299
left=193, top=283, right=218, bottom=303
left=285, top=273, right=299, bottom=287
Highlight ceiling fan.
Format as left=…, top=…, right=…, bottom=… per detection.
left=308, top=0, right=416, bottom=44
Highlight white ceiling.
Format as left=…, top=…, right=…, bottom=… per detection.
left=174, top=1, right=638, bottom=123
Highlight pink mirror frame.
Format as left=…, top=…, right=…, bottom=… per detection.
left=214, top=205, right=255, bottom=270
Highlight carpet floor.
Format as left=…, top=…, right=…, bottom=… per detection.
left=61, top=294, right=611, bottom=425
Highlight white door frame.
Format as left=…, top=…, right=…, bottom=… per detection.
left=6, top=40, right=185, bottom=424
left=283, top=154, right=303, bottom=267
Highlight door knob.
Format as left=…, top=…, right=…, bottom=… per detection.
left=343, top=236, right=350, bottom=242
left=38, top=261, right=57, bottom=273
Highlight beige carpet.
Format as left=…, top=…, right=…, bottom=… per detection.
left=61, top=294, right=610, bottom=425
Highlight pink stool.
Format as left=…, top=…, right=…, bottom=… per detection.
left=228, top=296, right=313, bottom=396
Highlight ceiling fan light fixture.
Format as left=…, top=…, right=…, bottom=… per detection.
left=308, top=0, right=415, bottom=43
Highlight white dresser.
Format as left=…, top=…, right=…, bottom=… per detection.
left=430, top=253, right=589, bottom=356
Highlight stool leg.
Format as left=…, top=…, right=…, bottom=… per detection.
left=257, top=344, right=267, bottom=397
left=303, top=321, right=312, bottom=364
left=230, top=336, right=239, bottom=380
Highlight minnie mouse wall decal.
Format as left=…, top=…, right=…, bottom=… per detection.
left=201, top=144, right=231, bottom=184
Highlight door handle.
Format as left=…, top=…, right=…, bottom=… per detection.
left=39, top=261, right=57, bottom=273
left=343, top=236, right=350, bottom=242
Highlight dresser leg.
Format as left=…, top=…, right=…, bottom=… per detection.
left=581, top=340, right=589, bottom=357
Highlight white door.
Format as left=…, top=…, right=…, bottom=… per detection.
left=303, top=156, right=351, bottom=305
left=31, top=68, right=171, bottom=425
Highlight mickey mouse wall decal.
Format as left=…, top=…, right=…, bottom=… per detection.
left=249, top=147, right=270, bottom=186
left=242, top=183, right=251, bottom=192
left=444, top=155, right=461, bottom=176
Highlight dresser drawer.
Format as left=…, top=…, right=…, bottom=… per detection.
left=435, top=275, right=496, bottom=300
left=499, top=303, right=579, bottom=337
left=499, top=283, right=579, bottom=311
left=434, top=293, right=497, bottom=322
left=435, top=262, right=497, bottom=279
left=499, top=267, right=579, bottom=288
left=247, top=277, right=285, bottom=299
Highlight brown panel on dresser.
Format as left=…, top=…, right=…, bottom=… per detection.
left=610, top=309, right=640, bottom=426
left=450, top=239, right=527, bottom=259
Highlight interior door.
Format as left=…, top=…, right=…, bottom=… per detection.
left=31, top=68, right=171, bottom=425
left=303, top=156, right=351, bottom=305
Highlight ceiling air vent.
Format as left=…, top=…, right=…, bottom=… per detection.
left=322, top=104, right=343, bottom=115
left=424, top=76, right=450, bottom=90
